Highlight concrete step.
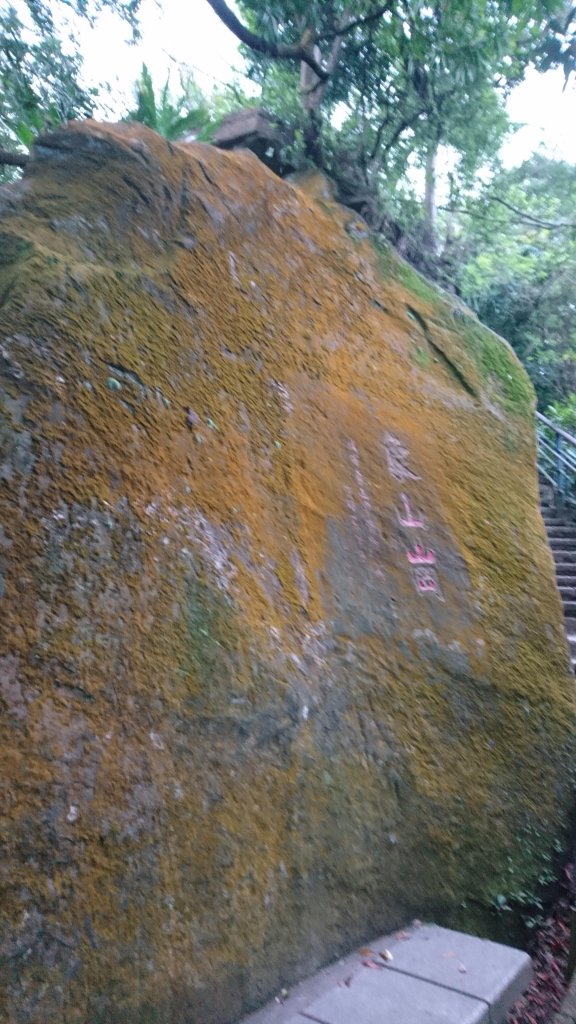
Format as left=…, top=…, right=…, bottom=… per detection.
left=242, top=924, right=532, bottom=1024
left=547, top=525, right=576, bottom=536
left=556, top=576, right=576, bottom=587
left=560, top=587, right=576, bottom=599
left=555, top=563, right=576, bottom=576
left=552, top=550, right=576, bottom=563
left=564, top=602, right=576, bottom=616
left=550, top=541, right=576, bottom=552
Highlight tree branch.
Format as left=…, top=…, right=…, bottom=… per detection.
left=204, top=0, right=329, bottom=79
left=377, top=106, right=427, bottom=163
left=302, top=8, right=351, bottom=106
left=320, top=3, right=394, bottom=42
left=0, top=148, right=28, bottom=168
left=439, top=203, right=576, bottom=231
left=490, top=194, right=576, bottom=230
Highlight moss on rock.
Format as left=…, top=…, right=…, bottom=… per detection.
left=0, top=121, right=574, bottom=1024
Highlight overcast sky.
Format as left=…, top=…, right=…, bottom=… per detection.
left=63, top=0, right=576, bottom=167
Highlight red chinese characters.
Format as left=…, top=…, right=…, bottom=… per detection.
left=382, top=435, right=443, bottom=600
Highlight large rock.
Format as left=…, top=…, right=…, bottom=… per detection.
left=0, top=121, right=574, bottom=1024
left=211, top=107, right=289, bottom=176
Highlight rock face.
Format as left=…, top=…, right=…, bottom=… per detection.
left=211, top=107, right=290, bottom=176
left=0, top=121, right=574, bottom=1024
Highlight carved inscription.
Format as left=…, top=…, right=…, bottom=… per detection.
left=382, top=435, right=443, bottom=600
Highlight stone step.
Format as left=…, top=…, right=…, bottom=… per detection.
left=552, top=549, right=576, bottom=562
left=556, top=575, right=576, bottom=587
left=550, top=538, right=576, bottom=550
left=547, top=524, right=576, bottom=535
left=564, top=602, right=576, bottom=616
left=555, top=563, right=576, bottom=576
left=242, top=924, right=532, bottom=1024
left=559, top=587, right=576, bottom=600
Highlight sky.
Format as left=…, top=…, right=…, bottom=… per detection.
left=55, top=0, right=576, bottom=168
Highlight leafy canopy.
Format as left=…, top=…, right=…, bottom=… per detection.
left=0, top=4, right=95, bottom=168
left=453, top=155, right=576, bottom=411
left=216, top=0, right=575, bottom=223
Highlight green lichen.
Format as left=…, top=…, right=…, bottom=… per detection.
left=464, top=320, right=536, bottom=417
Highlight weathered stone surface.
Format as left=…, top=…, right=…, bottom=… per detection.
left=211, top=107, right=290, bottom=175
left=0, top=120, right=574, bottom=1024
left=212, top=107, right=282, bottom=147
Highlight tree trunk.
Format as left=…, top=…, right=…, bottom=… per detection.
left=300, top=44, right=325, bottom=165
left=298, top=26, right=346, bottom=168
left=302, top=110, right=323, bottom=165
left=423, top=143, right=438, bottom=254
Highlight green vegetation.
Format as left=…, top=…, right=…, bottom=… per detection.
left=0, top=5, right=96, bottom=175
left=123, top=63, right=254, bottom=144
left=124, top=64, right=211, bottom=141
left=450, top=155, right=576, bottom=413
left=207, top=0, right=575, bottom=244
left=0, top=0, right=575, bottom=415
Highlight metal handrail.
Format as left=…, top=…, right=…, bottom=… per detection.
left=536, top=411, right=576, bottom=447
left=538, top=437, right=576, bottom=472
left=536, top=411, right=576, bottom=507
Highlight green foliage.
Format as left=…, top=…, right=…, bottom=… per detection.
left=0, top=0, right=147, bottom=172
left=17, top=0, right=141, bottom=35
left=231, top=0, right=572, bottom=255
left=0, top=4, right=96, bottom=173
left=123, top=64, right=256, bottom=142
left=538, top=4, right=576, bottom=85
left=124, top=65, right=212, bottom=140
left=547, top=396, right=576, bottom=434
left=452, top=155, right=576, bottom=409
left=490, top=831, right=565, bottom=932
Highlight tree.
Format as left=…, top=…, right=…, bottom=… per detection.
left=125, top=65, right=212, bottom=141
left=206, top=1, right=574, bottom=153
left=124, top=63, right=257, bottom=145
left=204, top=0, right=576, bottom=251
left=0, top=5, right=97, bottom=173
left=451, top=155, right=576, bottom=410
left=0, top=0, right=142, bottom=171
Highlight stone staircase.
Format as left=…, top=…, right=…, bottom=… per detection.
left=540, top=480, right=576, bottom=673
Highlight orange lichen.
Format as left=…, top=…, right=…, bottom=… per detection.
left=0, top=121, right=574, bottom=1024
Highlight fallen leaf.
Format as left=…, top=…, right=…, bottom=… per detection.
left=359, top=946, right=374, bottom=957
left=361, top=959, right=383, bottom=969
left=458, top=963, right=467, bottom=974
left=394, top=930, right=410, bottom=940
left=379, top=950, right=394, bottom=962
